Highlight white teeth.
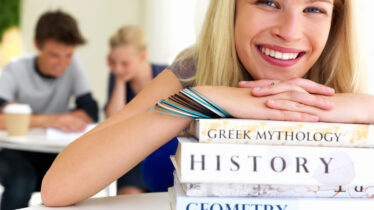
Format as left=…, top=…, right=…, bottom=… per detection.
left=270, top=50, right=275, bottom=57
left=260, top=47, right=299, bottom=60
left=282, top=53, right=289, bottom=60
left=275, top=51, right=282, bottom=59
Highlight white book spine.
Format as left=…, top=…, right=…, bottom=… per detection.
left=172, top=177, right=374, bottom=210
left=182, top=182, right=374, bottom=198
left=173, top=137, right=374, bottom=186
left=173, top=171, right=374, bottom=198
left=193, top=119, right=374, bottom=147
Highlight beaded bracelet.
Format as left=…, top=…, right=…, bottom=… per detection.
left=150, top=87, right=232, bottom=119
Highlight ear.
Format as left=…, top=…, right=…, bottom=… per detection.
left=139, top=50, right=148, bottom=62
left=34, top=40, right=42, bottom=51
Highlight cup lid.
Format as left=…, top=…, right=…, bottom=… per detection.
left=4, top=104, right=32, bottom=114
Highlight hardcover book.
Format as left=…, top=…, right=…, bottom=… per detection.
left=172, top=137, right=374, bottom=186
left=174, top=172, right=374, bottom=198
left=191, top=119, right=374, bottom=147
left=170, top=176, right=374, bottom=210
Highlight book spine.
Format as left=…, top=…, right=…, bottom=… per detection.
left=175, top=137, right=374, bottom=186
left=173, top=170, right=374, bottom=198
left=174, top=192, right=374, bottom=210
left=176, top=196, right=297, bottom=210
left=193, top=119, right=374, bottom=147
left=173, top=177, right=298, bottom=210
left=182, top=182, right=374, bottom=198
left=173, top=178, right=374, bottom=210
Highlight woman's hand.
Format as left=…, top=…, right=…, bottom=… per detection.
left=264, top=92, right=374, bottom=124
left=236, top=78, right=335, bottom=118
left=194, top=86, right=332, bottom=122
left=238, top=78, right=335, bottom=96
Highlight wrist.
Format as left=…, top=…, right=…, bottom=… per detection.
left=31, top=114, right=58, bottom=128
left=152, top=86, right=232, bottom=119
left=114, top=76, right=126, bottom=84
left=194, top=86, right=242, bottom=113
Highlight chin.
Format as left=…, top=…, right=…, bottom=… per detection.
left=255, top=72, right=297, bottom=81
left=53, top=71, right=65, bottom=77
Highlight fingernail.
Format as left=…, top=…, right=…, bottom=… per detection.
left=253, top=87, right=261, bottom=91
left=267, top=99, right=275, bottom=104
left=328, top=87, right=335, bottom=93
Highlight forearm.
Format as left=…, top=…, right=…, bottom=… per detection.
left=70, top=110, right=93, bottom=123
left=362, top=93, right=374, bottom=124
left=41, top=109, right=192, bottom=206
left=30, top=114, right=60, bottom=128
left=315, top=93, right=374, bottom=124
left=105, top=79, right=126, bottom=118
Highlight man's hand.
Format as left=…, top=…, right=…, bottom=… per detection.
left=32, top=113, right=88, bottom=133
left=49, top=113, right=87, bottom=133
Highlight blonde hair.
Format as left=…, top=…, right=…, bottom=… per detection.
left=190, top=0, right=366, bottom=93
left=306, top=0, right=367, bottom=93
left=109, top=26, right=147, bottom=52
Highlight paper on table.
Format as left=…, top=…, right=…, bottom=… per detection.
left=46, top=123, right=97, bottom=146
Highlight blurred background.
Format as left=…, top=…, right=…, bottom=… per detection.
left=0, top=0, right=373, bottom=110
left=0, top=0, right=210, bottom=109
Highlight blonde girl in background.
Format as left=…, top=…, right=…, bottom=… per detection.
left=105, top=26, right=166, bottom=118
left=42, top=0, right=373, bottom=206
left=105, top=26, right=168, bottom=195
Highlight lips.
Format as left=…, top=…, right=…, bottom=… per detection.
left=256, top=44, right=305, bottom=67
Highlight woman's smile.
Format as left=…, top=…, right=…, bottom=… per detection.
left=256, top=44, right=306, bottom=67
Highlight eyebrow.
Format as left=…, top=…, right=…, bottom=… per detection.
left=308, top=0, right=333, bottom=4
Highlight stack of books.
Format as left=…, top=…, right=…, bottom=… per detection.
left=169, top=119, right=374, bottom=209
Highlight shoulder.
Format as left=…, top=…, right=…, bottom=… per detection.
left=68, top=55, right=83, bottom=70
left=2, top=55, right=34, bottom=77
left=169, top=47, right=196, bottom=70
left=167, top=47, right=197, bottom=87
left=65, top=55, right=86, bottom=76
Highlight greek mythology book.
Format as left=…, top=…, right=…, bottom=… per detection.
left=191, top=119, right=374, bottom=147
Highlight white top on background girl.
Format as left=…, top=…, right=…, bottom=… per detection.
left=41, top=0, right=374, bottom=206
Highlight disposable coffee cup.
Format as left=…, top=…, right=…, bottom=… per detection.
left=4, top=104, right=32, bottom=137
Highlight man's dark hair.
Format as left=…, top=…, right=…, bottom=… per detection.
left=35, top=10, right=86, bottom=46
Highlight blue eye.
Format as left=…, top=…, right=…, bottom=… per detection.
left=257, top=0, right=278, bottom=8
left=304, top=7, right=322, bottom=13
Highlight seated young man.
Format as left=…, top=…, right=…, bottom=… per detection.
left=0, top=10, right=98, bottom=210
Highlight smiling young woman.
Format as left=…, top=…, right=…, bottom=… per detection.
left=41, top=0, right=373, bottom=206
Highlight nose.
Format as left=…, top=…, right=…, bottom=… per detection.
left=271, top=10, right=302, bottom=42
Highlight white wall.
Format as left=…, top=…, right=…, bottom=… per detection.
left=144, top=0, right=208, bottom=64
left=357, top=0, right=374, bottom=93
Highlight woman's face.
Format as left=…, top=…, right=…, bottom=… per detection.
left=235, top=0, right=333, bottom=80
left=107, top=45, right=143, bottom=81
